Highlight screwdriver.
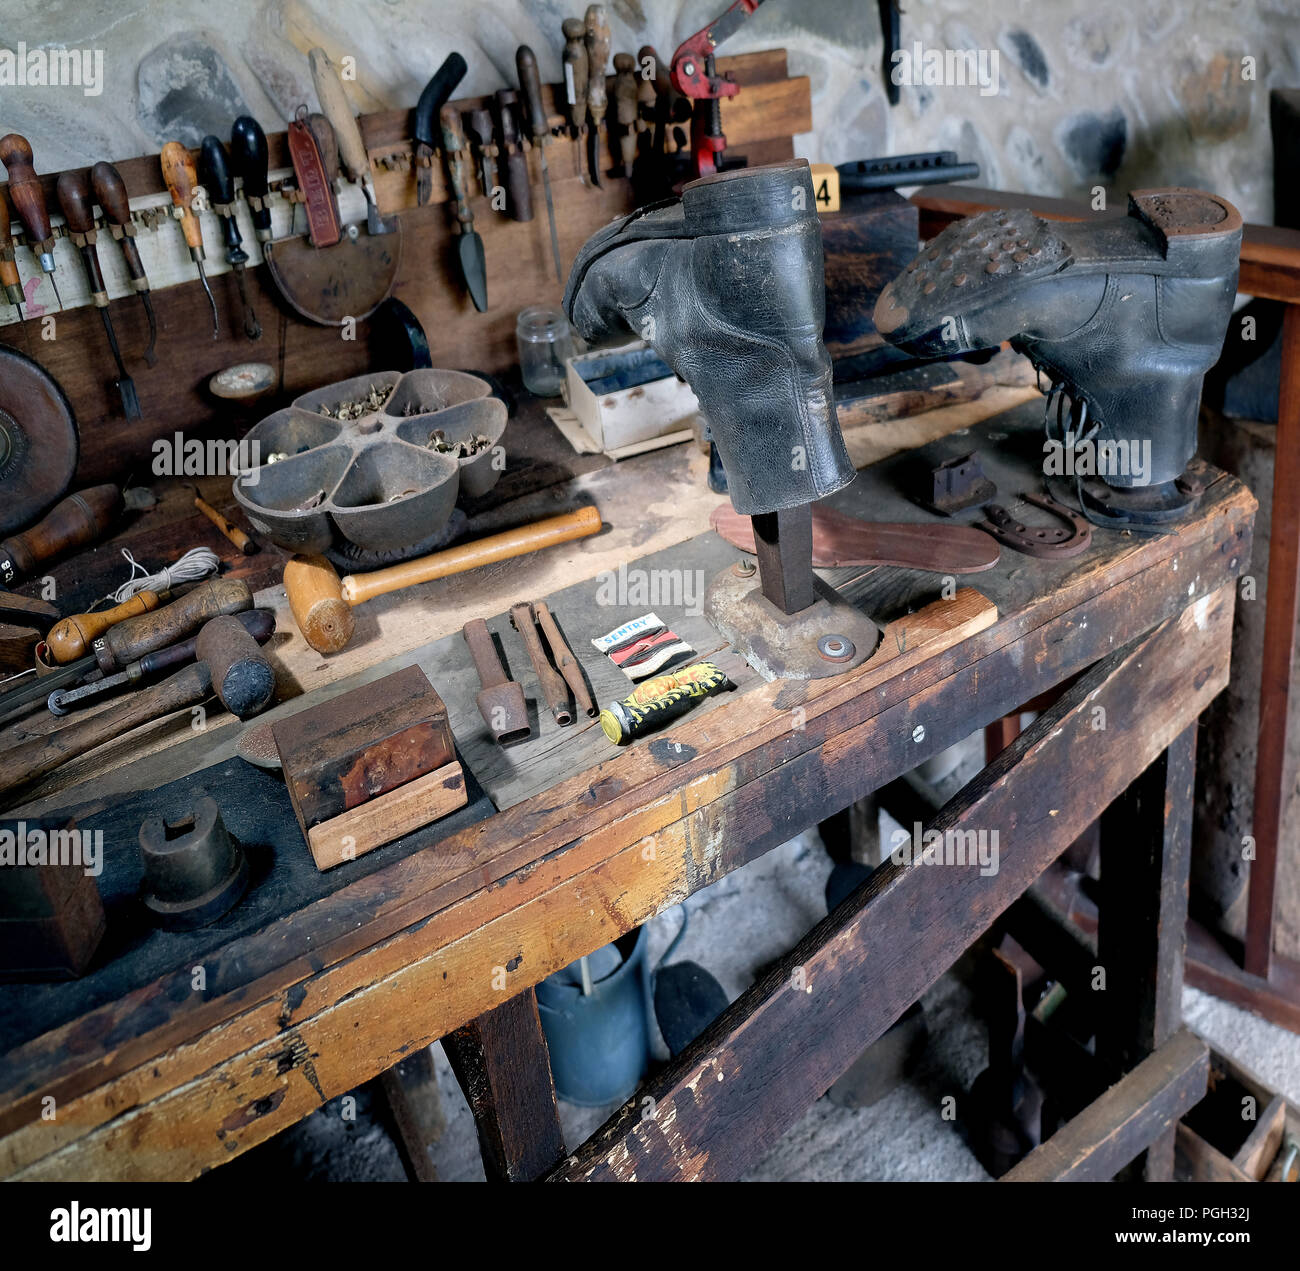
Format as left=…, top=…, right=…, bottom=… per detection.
left=55, top=169, right=142, bottom=419
left=90, top=162, right=158, bottom=367
left=0, top=185, right=26, bottom=322
left=516, top=45, right=563, bottom=281
left=160, top=140, right=219, bottom=338
left=199, top=135, right=261, bottom=339
left=0, top=133, right=63, bottom=307
left=584, top=5, right=611, bottom=188
left=561, top=18, right=589, bottom=180
left=230, top=116, right=273, bottom=245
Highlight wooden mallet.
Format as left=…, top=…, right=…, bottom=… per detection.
left=284, top=506, right=603, bottom=654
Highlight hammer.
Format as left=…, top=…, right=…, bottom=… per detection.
left=284, top=506, right=602, bottom=654
left=0, top=613, right=276, bottom=804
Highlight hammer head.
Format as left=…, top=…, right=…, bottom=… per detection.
left=475, top=681, right=531, bottom=746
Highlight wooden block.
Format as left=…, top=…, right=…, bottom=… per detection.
left=0, top=621, right=42, bottom=676
left=273, top=664, right=455, bottom=836
left=307, top=760, right=467, bottom=871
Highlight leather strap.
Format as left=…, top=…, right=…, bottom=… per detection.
left=287, top=116, right=342, bottom=248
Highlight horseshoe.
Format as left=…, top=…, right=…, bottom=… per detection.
left=975, top=493, right=1092, bottom=559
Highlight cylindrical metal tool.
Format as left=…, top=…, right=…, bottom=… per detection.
left=194, top=612, right=277, bottom=718
left=535, top=601, right=597, bottom=717
left=463, top=618, right=531, bottom=744
left=510, top=602, right=572, bottom=725
left=138, top=796, right=248, bottom=929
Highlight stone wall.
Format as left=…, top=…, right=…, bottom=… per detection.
left=1, top=0, right=1296, bottom=224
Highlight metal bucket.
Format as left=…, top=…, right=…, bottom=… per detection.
left=536, top=926, right=651, bottom=1107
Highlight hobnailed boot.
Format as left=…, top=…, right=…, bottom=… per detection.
left=874, top=188, right=1243, bottom=522
left=563, top=159, right=856, bottom=517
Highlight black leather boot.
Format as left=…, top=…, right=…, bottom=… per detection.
left=563, top=159, right=856, bottom=516
left=874, top=189, right=1242, bottom=520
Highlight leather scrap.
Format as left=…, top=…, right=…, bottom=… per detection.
left=287, top=114, right=342, bottom=248
left=709, top=504, right=1000, bottom=573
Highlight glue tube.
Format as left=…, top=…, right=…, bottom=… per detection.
left=599, top=661, right=730, bottom=745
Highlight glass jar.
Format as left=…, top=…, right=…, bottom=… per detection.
left=516, top=306, right=574, bottom=398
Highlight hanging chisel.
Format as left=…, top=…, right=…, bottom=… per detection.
left=0, top=185, right=26, bottom=323
left=584, top=5, right=611, bottom=188
left=160, top=141, right=220, bottom=338
left=55, top=169, right=142, bottom=418
left=90, top=162, right=158, bottom=367
left=463, top=107, right=498, bottom=198
left=309, top=47, right=396, bottom=235
left=0, top=134, right=63, bottom=307
left=199, top=135, right=262, bottom=339
left=494, top=90, right=533, bottom=223
left=440, top=104, right=487, bottom=312
left=230, top=116, right=273, bottom=245
left=516, top=44, right=563, bottom=281
left=413, top=52, right=468, bottom=207
left=561, top=18, right=589, bottom=180
left=613, top=52, right=639, bottom=178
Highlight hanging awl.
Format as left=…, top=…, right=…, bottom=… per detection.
left=0, top=185, right=26, bottom=322
left=0, top=133, right=64, bottom=307
left=160, top=141, right=220, bottom=337
left=584, top=5, right=611, bottom=187
left=55, top=170, right=141, bottom=418
left=516, top=44, right=564, bottom=281
left=90, top=162, right=158, bottom=366
left=230, top=117, right=273, bottom=244
left=413, top=52, right=468, bottom=206
left=199, top=135, right=261, bottom=339
left=561, top=18, right=589, bottom=180
left=440, top=105, right=488, bottom=312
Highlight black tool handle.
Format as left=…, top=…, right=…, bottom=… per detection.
left=836, top=151, right=981, bottom=192
left=230, top=116, right=271, bottom=239
left=414, top=52, right=469, bottom=150
left=198, top=135, right=244, bottom=256
left=140, top=607, right=274, bottom=676
left=89, top=162, right=149, bottom=285
left=515, top=45, right=549, bottom=141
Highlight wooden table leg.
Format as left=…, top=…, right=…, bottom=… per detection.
left=379, top=1047, right=445, bottom=1182
left=1098, top=724, right=1196, bottom=1181
left=1246, top=301, right=1300, bottom=980
left=442, top=987, right=566, bottom=1182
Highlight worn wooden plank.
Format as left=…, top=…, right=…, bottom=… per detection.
left=442, top=989, right=565, bottom=1183
left=1098, top=724, right=1196, bottom=1180
left=1005, top=1028, right=1209, bottom=1182
left=378, top=1047, right=445, bottom=1183
left=549, top=600, right=1232, bottom=1181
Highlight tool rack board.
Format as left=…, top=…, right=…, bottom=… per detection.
left=0, top=396, right=1257, bottom=1179
left=0, top=49, right=808, bottom=490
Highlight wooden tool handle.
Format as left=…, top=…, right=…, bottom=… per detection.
left=585, top=6, right=611, bottom=114
left=515, top=46, right=550, bottom=141
left=89, top=162, right=148, bottom=285
left=160, top=141, right=204, bottom=252
left=535, top=601, right=597, bottom=716
left=0, top=185, right=20, bottom=291
left=0, top=485, right=122, bottom=584
left=307, top=113, right=342, bottom=183
left=308, top=48, right=370, bottom=184
left=0, top=132, right=53, bottom=248
left=342, top=506, right=603, bottom=607
left=462, top=618, right=508, bottom=689
left=98, top=577, right=252, bottom=673
left=55, top=169, right=96, bottom=235
left=510, top=602, right=571, bottom=723
left=284, top=554, right=354, bottom=655
left=440, top=104, right=474, bottom=227
left=0, top=662, right=211, bottom=803
left=193, top=493, right=257, bottom=554
left=563, top=19, right=589, bottom=118
left=47, top=591, right=163, bottom=664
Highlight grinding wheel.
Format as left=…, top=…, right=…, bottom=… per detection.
left=0, top=347, right=78, bottom=535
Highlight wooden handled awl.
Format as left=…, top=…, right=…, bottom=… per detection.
left=47, top=590, right=164, bottom=663
left=160, top=140, right=219, bottom=337
left=285, top=506, right=603, bottom=654
left=90, top=161, right=158, bottom=367
left=0, top=133, right=62, bottom=306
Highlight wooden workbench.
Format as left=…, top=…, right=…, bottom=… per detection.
left=0, top=388, right=1254, bottom=1182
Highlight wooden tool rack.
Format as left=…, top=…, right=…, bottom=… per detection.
left=0, top=393, right=1255, bottom=1181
